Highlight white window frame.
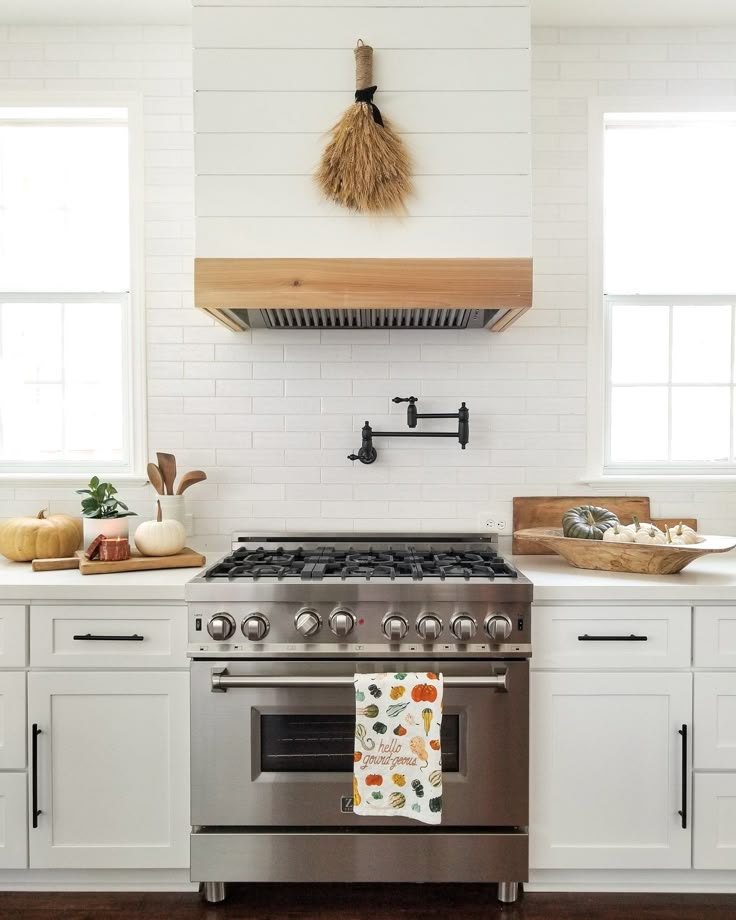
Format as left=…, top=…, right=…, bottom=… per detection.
left=587, top=96, right=736, bottom=483
left=0, top=92, right=147, bottom=485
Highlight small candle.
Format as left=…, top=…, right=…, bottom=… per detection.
left=99, top=537, right=130, bottom=562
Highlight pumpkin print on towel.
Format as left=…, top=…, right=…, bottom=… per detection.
left=353, top=672, right=443, bottom=825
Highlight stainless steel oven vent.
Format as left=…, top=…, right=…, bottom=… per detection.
left=256, top=307, right=490, bottom=329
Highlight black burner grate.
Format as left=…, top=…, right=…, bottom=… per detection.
left=205, top=544, right=519, bottom=582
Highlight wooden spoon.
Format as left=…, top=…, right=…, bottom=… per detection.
left=156, top=452, right=177, bottom=495
left=176, top=470, right=207, bottom=495
left=147, top=462, right=165, bottom=495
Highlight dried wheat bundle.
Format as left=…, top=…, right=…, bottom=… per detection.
left=316, top=41, right=412, bottom=215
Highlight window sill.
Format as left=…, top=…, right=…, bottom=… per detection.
left=583, top=474, right=736, bottom=485
left=0, top=473, right=149, bottom=489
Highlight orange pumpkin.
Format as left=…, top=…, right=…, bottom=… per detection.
left=430, top=740, right=441, bottom=751
left=411, top=684, right=438, bottom=703
left=365, top=775, right=383, bottom=787
left=354, top=751, right=362, bottom=762
left=0, top=510, right=82, bottom=562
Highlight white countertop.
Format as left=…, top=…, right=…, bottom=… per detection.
left=511, top=552, right=736, bottom=602
left=0, top=556, right=208, bottom=601
left=2, top=550, right=736, bottom=603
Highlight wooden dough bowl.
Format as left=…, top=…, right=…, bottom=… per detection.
left=513, top=528, right=736, bottom=575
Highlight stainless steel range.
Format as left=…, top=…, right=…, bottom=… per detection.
left=186, top=534, right=532, bottom=906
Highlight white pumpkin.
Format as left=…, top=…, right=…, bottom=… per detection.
left=602, top=523, right=635, bottom=543
left=634, top=525, right=666, bottom=545
left=671, top=522, right=699, bottom=544
left=134, top=502, right=186, bottom=557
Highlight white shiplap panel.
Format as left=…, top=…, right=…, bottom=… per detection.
left=193, top=7, right=529, bottom=49
left=195, top=216, right=532, bottom=258
left=196, top=174, right=531, bottom=218
left=195, top=133, right=531, bottom=176
left=194, top=49, right=530, bottom=92
left=194, top=90, right=531, bottom=134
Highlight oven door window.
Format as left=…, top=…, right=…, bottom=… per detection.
left=260, top=714, right=459, bottom=773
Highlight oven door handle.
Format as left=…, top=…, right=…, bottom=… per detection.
left=210, top=669, right=508, bottom=693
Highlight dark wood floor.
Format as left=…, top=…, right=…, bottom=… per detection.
left=1, top=885, right=735, bottom=919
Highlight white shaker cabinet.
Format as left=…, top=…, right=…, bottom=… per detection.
left=693, top=773, right=736, bottom=869
left=0, top=773, right=28, bottom=869
left=530, top=671, right=692, bottom=870
left=27, top=670, right=189, bottom=869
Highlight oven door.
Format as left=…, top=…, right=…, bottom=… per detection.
left=191, top=658, right=528, bottom=828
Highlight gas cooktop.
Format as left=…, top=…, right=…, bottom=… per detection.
left=204, top=543, right=519, bottom=582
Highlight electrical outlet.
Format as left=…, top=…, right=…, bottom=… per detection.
left=477, top=513, right=511, bottom=535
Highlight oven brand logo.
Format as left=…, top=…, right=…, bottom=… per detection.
left=340, top=796, right=354, bottom=813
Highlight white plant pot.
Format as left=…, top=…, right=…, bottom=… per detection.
left=82, top=516, right=130, bottom=550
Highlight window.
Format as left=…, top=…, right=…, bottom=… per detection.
left=591, top=101, right=736, bottom=477
left=0, top=102, right=144, bottom=478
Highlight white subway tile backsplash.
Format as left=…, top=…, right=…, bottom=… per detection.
left=0, top=20, right=732, bottom=536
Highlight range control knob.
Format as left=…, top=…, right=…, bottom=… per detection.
left=295, top=607, right=321, bottom=638
left=485, top=614, right=513, bottom=641
left=416, top=614, right=443, bottom=641
left=207, top=612, right=236, bottom=641
left=329, top=607, right=356, bottom=638
left=450, top=614, right=477, bottom=642
left=383, top=613, right=409, bottom=642
left=241, top=613, right=269, bottom=642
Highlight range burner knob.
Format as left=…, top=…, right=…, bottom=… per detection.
left=450, top=614, right=477, bottom=642
left=295, top=608, right=321, bottom=638
left=207, top=612, right=236, bottom=641
left=416, top=614, right=443, bottom=641
left=329, top=607, right=356, bottom=638
left=383, top=613, right=409, bottom=642
left=485, top=614, right=513, bottom=641
left=241, top=613, right=269, bottom=642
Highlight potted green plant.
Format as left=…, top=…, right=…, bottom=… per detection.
left=76, top=476, right=136, bottom=549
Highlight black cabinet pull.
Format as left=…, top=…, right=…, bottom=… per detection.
left=31, top=724, right=42, bottom=829
left=73, top=633, right=144, bottom=642
left=678, top=724, right=688, bottom=829
left=577, top=634, right=648, bottom=642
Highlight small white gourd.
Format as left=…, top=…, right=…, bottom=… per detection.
left=671, top=522, right=698, bottom=544
left=634, top=525, right=666, bottom=545
left=602, top=522, right=635, bottom=544
left=666, top=528, right=687, bottom=546
left=624, top=515, right=658, bottom=537
left=134, top=501, right=186, bottom=557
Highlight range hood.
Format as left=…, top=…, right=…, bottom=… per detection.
left=193, top=1, right=533, bottom=333
left=195, top=257, right=533, bottom=332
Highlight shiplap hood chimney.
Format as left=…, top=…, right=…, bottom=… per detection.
left=193, top=1, right=532, bottom=332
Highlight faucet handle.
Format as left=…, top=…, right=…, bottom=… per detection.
left=392, top=396, right=418, bottom=404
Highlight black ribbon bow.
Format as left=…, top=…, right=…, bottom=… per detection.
left=354, top=85, right=384, bottom=127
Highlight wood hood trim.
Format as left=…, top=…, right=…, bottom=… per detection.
left=195, top=257, right=533, bottom=331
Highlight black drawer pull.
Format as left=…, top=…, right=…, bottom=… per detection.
left=678, top=724, right=688, bottom=829
left=32, top=724, right=42, bottom=829
left=73, top=633, right=144, bottom=642
left=578, top=634, right=648, bottom=642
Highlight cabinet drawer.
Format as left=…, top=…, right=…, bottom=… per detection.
left=0, top=773, right=28, bottom=868
left=694, top=672, right=736, bottom=770
left=30, top=605, right=187, bottom=668
left=0, top=672, right=26, bottom=769
left=532, top=605, right=691, bottom=669
left=693, top=773, right=736, bottom=870
left=0, top=604, right=27, bottom=667
left=694, top=606, right=736, bottom=667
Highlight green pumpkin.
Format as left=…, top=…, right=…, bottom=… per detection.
left=562, top=505, right=619, bottom=540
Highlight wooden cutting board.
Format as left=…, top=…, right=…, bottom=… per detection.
left=512, top=496, right=697, bottom=555
left=32, top=548, right=206, bottom=574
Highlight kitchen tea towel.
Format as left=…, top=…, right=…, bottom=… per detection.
left=353, top=672, right=443, bottom=825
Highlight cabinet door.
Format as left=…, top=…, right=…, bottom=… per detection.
left=28, top=671, right=189, bottom=869
left=694, top=672, right=736, bottom=770
left=0, top=672, right=26, bottom=769
left=0, top=773, right=28, bottom=868
left=530, top=671, right=692, bottom=869
left=693, top=773, right=736, bottom=869
left=0, top=605, right=27, bottom=667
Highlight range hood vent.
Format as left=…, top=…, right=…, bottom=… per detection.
left=195, top=258, right=532, bottom=333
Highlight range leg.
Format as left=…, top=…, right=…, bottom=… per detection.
left=203, top=881, right=226, bottom=903
left=497, top=882, right=519, bottom=903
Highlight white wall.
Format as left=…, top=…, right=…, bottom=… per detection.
left=1, top=22, right=736, bottom=545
